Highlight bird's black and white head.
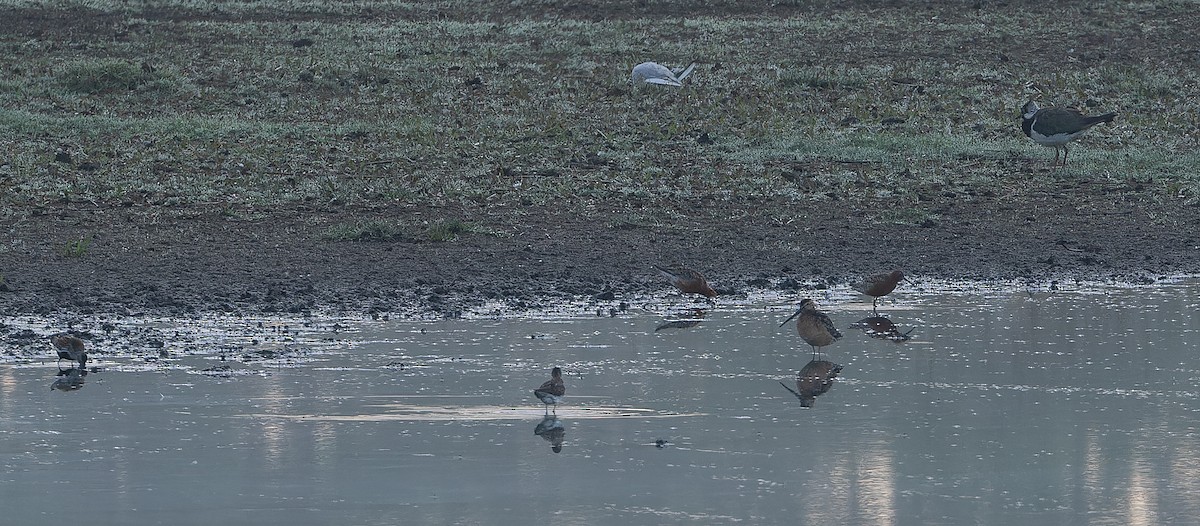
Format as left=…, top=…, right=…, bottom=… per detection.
left=1021, top=100, right=1041, bottom=120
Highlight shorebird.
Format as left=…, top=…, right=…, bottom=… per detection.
left=779, top=359, right=843, bottom=408
left=779, top=299, right=842, bottom=359
left=534, top=367, right=566, bottom=413
left=50, top=333, right=87, bottom=370
left=631, top=62, right=696, bottom=87
left=1021, top=100, right=1117, bottom=167
left=653, top=264, right=717, bottom=300
left=853, top=270, right=904, bottom=311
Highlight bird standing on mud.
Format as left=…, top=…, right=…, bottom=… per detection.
left=534, top=367, right=566, bottom=413
left=779, top=299, right=842, bottom=359
left=50, top=333, right=87, bottom=370
left=853, top=270, right=904, bottom=311
left=653, top=264, right=717, bottom=300
left=1020, top=100, right=1117, bottom=167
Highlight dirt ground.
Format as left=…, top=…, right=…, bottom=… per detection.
left=3, top=181, right=1198, bottom=319
left=2, top=2, right=1199, bottom=320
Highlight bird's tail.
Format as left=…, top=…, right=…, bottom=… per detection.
left=1086, top=112, right=1117, bottom=126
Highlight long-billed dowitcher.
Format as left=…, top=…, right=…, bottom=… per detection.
left=50, top=333, right=87, bottom=369
left=534, top=367, right=566, bottom=413
left=779, top=299, right=842, bottom=358
left=853, top=270, right=904, bottom=311
left=1021, top=100, right=1117, bottom=167
left=654, top=264, right=717, bottom=300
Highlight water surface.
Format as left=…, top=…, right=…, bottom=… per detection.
left=3, top=280, right=1199, bottom=524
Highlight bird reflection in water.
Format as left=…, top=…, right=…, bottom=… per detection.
left=849, top=315, right=914, bottom=342
left=51, top=368, right=87, bottom=392
left=534, top=415, right=566, bottom=453
left=779, top=359, right=843, bottom=408
left=654, top=308, right=706, bottom=332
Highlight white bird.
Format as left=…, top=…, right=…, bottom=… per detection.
left=631, top=62, right=696, bottom=87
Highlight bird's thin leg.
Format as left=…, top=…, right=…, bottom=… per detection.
left=1062, top=145, right=1069, bottom=166
left=1052, top=146, right=1061, bottom=166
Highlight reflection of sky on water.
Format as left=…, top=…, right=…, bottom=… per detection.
left=1, top=279, right=1199, bottom=524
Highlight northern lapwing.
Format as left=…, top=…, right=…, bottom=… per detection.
left=631, top=62, right=696, bottom=87
left=653, top=264, right=717, bottom=300
left=534, top=367, right=566, bottom=413
left=779, top=298, right=842, bottom=359
left=779, top=359, right=843, bottom=408
left=853, top=270, right=904, bottom=311
left=50, top=333, right=87, bottom=370
left=1021, top=100, right=1117, bottom=167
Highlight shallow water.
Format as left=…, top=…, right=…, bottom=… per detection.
left=3, top=280, right=1200, bottom=524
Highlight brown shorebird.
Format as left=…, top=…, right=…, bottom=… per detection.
left=780, top=359, right=843, bottom=408
left=779, top=299, right=842, bottom=358
left=50, top=333, right=87, bottom=369
left=653, top=264, right=717, bottom=300
left=1021, top=100, right=1117, bottom=167
left=853, top=270, right=904, bottom=311
left=534, top=367, right=566, bottom=413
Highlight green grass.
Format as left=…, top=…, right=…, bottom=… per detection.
left=0, top=1, right=1197, bottom=214
left=62, top=238, right=91, bottom=258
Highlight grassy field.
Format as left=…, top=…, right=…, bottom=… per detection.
left=1, top=0, right=1199, bottom=222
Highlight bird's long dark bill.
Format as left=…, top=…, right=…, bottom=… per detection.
left=778, top=381, right=804, bottom=400
left=779, top=308, right=803, bottom=327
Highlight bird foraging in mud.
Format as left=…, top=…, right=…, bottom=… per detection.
left=631, top=61, right=696, bottom=87
left=1020, top=100, right=1117, bottom=167
left=853, top=270, right=904, bottom=311
left=534, top=367, right=566, bottom=413
left=653, top=264, right=717, bottom=300
left=779, top=299, right=842, bottom=359
left=50, top=333, right=87, bottom=370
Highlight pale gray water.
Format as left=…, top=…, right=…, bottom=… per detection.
left=3, top=280, right=1200, bottom=525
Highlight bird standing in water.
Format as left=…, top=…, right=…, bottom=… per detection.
left=779, top=299, right=842, bottom=359
left=1021, top=100, right=1117, bottom=167
left=853, top=270, right=904, bottom=311
left=534, top=367, right=566, bottom=413
left=653, top=264, right=717, bottom=300
left=50, top=333, right=87, bottom=370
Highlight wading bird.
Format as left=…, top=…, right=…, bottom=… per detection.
left=631, top=62, right=696, bottom=87
left=853, top=270, right=904, bottom=311
left=779, top=299, right=842, bottom=359
left=653, top=264, right=717, bottom=300
left=779, top=359, right=843, bottom=408
left=534, top=367, right=566, bottom=413
left=50, top=333, right=87, bottom=370
left=1021, top=100, right=1117, bottom=167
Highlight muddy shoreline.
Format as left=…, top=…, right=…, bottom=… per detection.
left=3, top=189, right=1197, bottom=319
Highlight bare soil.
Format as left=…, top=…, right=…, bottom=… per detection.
left=3, top=182, right=1197, bottom=318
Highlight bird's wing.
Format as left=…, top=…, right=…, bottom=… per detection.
left=643, top=77, right=683, bottom=86
left=1035, top=108, right=1091, bottom=136
left=818, top=314, right=843, bottom=339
